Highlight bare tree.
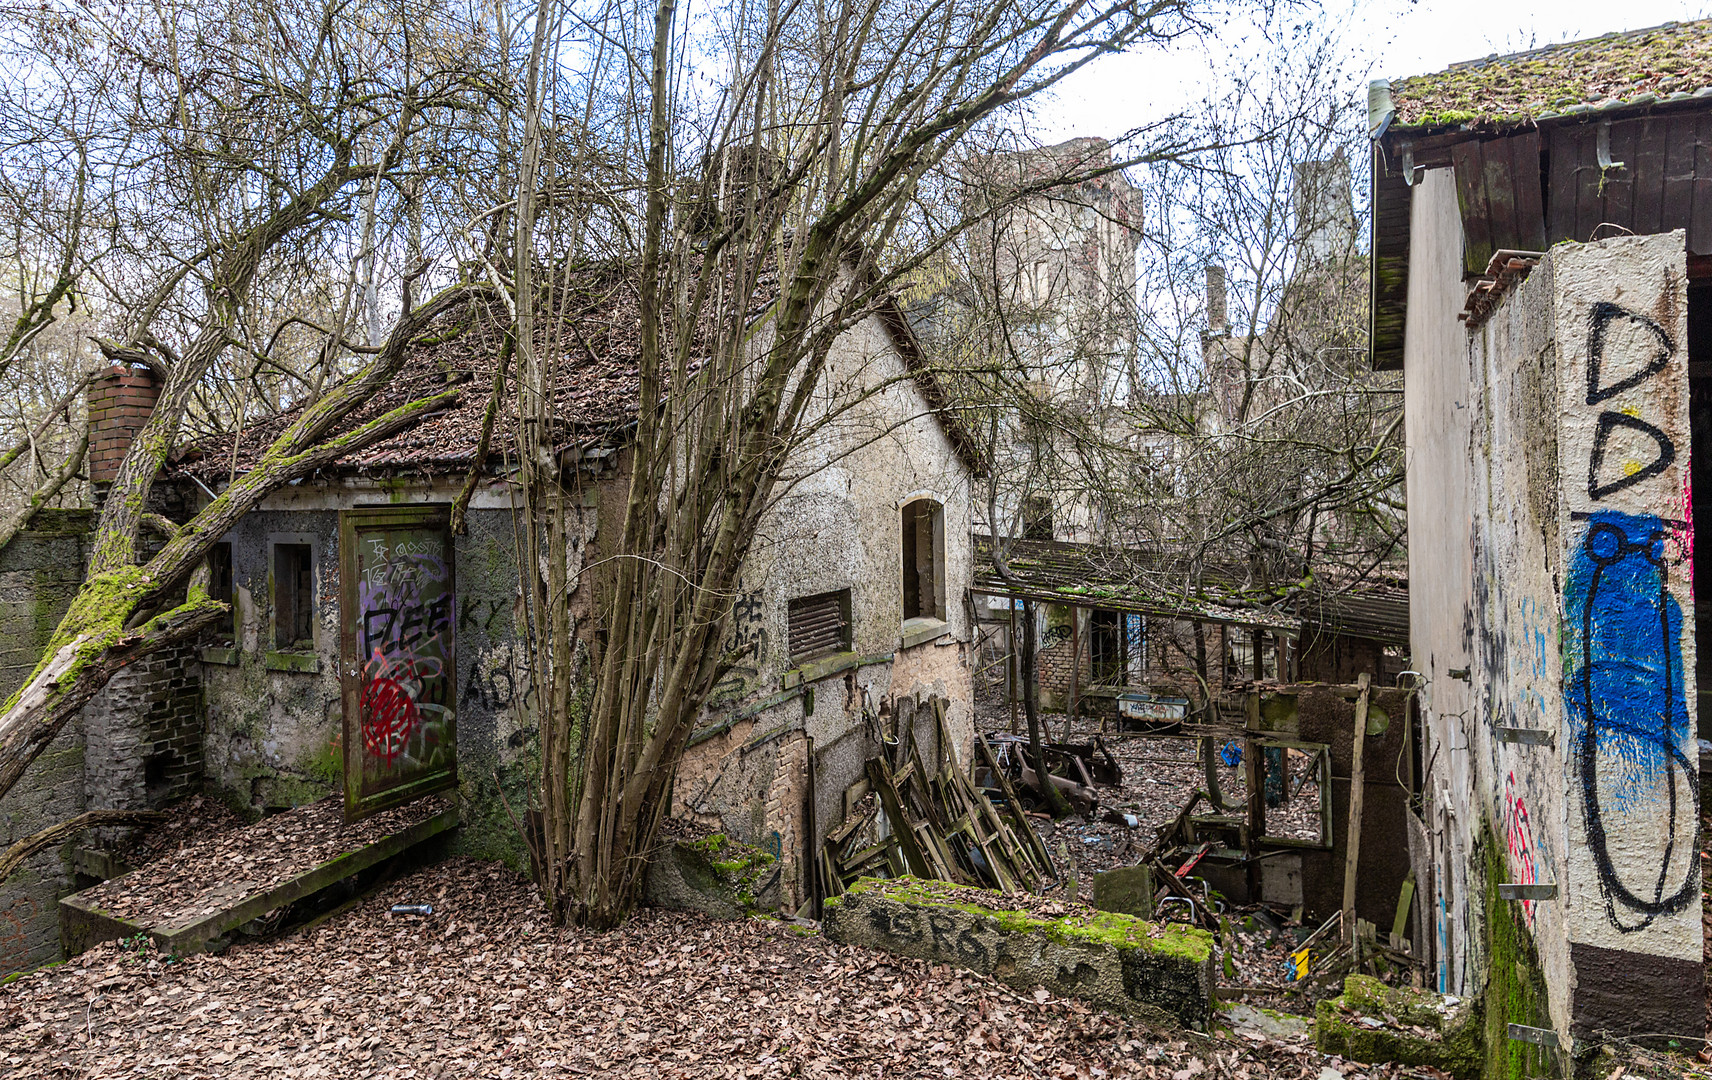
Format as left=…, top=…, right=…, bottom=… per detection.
left=0, top=0, right=503, bottom=839
left=497, top=0, right=1210, bottom=926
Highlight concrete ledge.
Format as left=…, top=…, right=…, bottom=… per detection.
left=1315, top=974, right=1480, bottom=1080
left=823, top=877, right=1215, bottom=1029
left=199, top=646, right=239, bottom=666
left=59, top=805, right=458, bottom=956
left=263, top=650, right=319, bottom=673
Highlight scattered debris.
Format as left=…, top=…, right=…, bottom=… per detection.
left=819, top=703, right=1053, bottom=898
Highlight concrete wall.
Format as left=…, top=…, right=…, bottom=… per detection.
left=0, top=511, right=91, bottom=976
left=197, top=481, right=536, bottom=867
left=1402, top=168, right=1479, bottom=998
left=1410, top=214, right=1703, bottom=1049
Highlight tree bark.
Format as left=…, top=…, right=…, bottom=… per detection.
left=0, top=810, right=167, bottom=886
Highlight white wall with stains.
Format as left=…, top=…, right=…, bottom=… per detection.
left=1414, top=223, right=1702, bottom=1048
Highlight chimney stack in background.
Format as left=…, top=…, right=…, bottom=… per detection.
left=1206, top=265, right=1227, bottom=334
left=87, top=364, right=159, bottom=485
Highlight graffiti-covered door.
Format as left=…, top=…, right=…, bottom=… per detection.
left=340, top=506, right=457, bottom=820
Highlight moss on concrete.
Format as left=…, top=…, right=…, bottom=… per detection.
left=1316, top=974, right=1481, bottom=1079
left=845, top=877, right=1214, bottom=965
left=1477, top=824, right=1556, bottom=1080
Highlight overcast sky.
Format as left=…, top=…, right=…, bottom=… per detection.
left=1029, top=0, right=1712, bottom=142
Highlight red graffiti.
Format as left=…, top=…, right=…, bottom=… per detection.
left=1503, top=771, right=1539, bottom=926
left=361, top=676, right=421, bottom=765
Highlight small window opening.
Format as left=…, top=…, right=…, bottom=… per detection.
left=901, top=500, right=945, bottom=624
left=1022, top=496, right=1054, bottom=542
left=274, top=543, right=314, bottom=650
left=788, top=589, right=852, bottom=663
left=1256, top=740, right=1331, bottom=847
left=208, top=542, right=234, bottom=639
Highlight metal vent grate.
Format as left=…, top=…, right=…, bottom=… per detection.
left=788, top=589, right=850, bottom=661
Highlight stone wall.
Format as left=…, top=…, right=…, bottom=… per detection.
left=0, top=511, right=92, bottom=976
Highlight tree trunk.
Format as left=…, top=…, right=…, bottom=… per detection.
left=1019, top=598, right=1071, bottom=818
left=0, top=809, right=167, bottom=885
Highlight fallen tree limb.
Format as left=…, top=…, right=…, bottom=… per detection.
left=0, top=809, right=168, bottom=886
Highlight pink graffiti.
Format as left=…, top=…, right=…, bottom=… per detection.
left=1503, top=771, right=1539, bottom=927
left=1678, top=470, right=1695, bottom=593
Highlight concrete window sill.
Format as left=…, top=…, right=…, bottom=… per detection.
left=199, top=646, right=240, bottom=666
left=899, top=617, right=950, bottom=650
left=263, top=651, right=321, bottom=674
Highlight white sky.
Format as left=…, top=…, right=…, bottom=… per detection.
left=1029, top=0, right=1712, bottom=142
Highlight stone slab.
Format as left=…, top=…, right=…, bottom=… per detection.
left=823, top=877, right=1215, bottom=1029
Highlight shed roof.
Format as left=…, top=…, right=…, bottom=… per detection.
left=971, top=535, right=1408, bottom=641
left=1385, top=20, right=1712, bottom=131
left=175, top=264, right=980, bottom=485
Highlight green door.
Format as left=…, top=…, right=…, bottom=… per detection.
left=340, top=505, right=457, bottom=819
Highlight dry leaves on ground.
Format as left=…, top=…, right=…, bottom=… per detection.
left=2, top=856, right=1408, bottom=1079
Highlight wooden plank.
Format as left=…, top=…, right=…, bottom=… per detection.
left=1604, top=119, right=1640, bottom=238
left=1452, top=139, right=1495, bottom=274
left=1503, top=130, right=1546, bottom=251
left=1693, top=112, right=1712, bottom=255
left=1391, top=871, right=1417, bottom=945
left=1341, top=673, right=1372, bottom=945
left=1632, top=115, right=1669, bottom=237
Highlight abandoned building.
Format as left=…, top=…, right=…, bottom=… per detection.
left=0, top=273, right=984, bottom=976
left=1371, top=18, right=1712, bottom=1063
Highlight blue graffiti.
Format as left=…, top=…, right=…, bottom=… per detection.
left=1565, top=509, right=1699, bottom=932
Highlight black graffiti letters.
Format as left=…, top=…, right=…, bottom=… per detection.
left=1587, top=412, right=1677, bottom=500
left=1587, top=301, right=1674, bottom=405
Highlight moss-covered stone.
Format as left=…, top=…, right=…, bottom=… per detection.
left=1315, top=974, right=1481, bottom=1079
left=642, top=831, right=782, bottom=920
left=823, top=877, right=1215, bottom=1028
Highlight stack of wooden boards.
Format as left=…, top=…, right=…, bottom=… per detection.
left=819, top=700, right=1055, bottom=898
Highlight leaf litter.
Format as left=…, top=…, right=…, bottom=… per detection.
left=1, top=856, right=1416, bottom=1079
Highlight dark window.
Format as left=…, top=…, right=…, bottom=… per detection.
left=274, top=543, right=314, bottom=650
left=208, top=542, right=234, bottom=638
left=901, top=499, right=945, bottom=623
left=1090, top=609, right=1124, bottom=685
left=788, top=589, right=851, bottom=662
left=1022, top=497, right=1053, bottom=541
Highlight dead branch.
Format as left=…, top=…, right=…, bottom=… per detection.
left=0, top=809, right=168, bottom=886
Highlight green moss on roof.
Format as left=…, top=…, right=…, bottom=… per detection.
left=1389, top=20, right=1712, bottom=129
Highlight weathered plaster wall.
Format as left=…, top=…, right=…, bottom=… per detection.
left=1428, top=229, right=1702, bottom=1051
left=670, top=306, right=977, bottom=906
left=0, top=512, right=91, bottom=976
left=1402, top=168, right=1479, bottom=997
left=1466, top=247, right=1574, bottom=1044
left=198, top=481, right=535, bottom=867
left=1549, top=234, right=1700, bottom=1041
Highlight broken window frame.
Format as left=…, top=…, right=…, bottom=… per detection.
left=272, top=540, right=316, bottom=652
left=900, top=498, right=946, bottom=625
left=1250, top=736, right=1333, bottom=851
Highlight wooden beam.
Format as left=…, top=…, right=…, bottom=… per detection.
left=1342, top=673, right=1372, bottom=945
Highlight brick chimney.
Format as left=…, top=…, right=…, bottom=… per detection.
left=87, top=364, right=160, bottom=484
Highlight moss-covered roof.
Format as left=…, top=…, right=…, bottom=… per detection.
left=1389, top=20, right=1712, bottom=129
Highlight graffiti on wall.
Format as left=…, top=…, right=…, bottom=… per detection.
left=344, top=511, right=458, bottom=815
left=1565, top=299, right=1699, bottom=934
left=1503, top=771, right=1539, bottom=927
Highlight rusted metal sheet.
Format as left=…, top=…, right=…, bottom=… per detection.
left=340, top=505, right=458, bottom=820
left=1451, top=131, right=1545, bottom=276
left=1549, top=113, right=1712, bottom=253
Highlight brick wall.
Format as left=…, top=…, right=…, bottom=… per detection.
left=0, top=511, right=92, bottom=976
left=86, top=365, right=160, bottom=485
